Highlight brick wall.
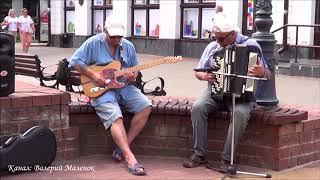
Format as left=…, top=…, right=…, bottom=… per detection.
left=0, top=82, right=80, bottom=162
left=69, top=95, right=320, bottom=170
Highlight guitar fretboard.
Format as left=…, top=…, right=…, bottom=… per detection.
left=114, top=59, right=166, bottom=77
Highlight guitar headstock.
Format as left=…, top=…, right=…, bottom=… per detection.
left=162, top=56, right=183, bottom=64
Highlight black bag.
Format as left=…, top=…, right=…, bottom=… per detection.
left=0, top=126, right=57, bottom=172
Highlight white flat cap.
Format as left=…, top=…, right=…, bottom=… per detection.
left=104, top=14, right=125, bottom=36
left=212, top=12, right=240, bottom=33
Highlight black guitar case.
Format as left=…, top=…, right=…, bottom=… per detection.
left=0, top=126, right=57, bottom=172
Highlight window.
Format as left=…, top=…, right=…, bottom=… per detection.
left=92, top=0, right=113, bottom=34
left=65, top=0, right=75, bottom=33
left=181, top=0, right=216, bottom=39
left=132, top=0, right=160, bottom=37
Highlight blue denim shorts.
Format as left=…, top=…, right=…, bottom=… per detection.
left=94, top=86, right=151, bottom=129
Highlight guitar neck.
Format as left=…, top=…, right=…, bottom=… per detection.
left=115, top=59, right=165, bottom=77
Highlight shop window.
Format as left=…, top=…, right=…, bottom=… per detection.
left=65, top=0, right=75, bottom=33
left=181, top=0, right=216, bottom=39
left=132, top=0, right=160, bottom=37
left=92, top=0, right=113, bottom=34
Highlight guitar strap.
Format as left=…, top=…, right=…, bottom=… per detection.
left=119, top=40, right=124, bottom=67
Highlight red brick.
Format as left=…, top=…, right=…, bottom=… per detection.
left=159, top=115, right=180, bottom=137
left=11, top=95, right=32, bottom=108
left=302, top=120, right=315, bottom=131
left=315, top=119, right=320, bottom=129
left=315, top=151, right=320, bottom=160
left=302, top=142, right=315, bottom=154
left=301, top=131, right=313, bottom=142
left=18, top=120, right=40, bottom=133
left=288, top=157, right=299, bottom=168
left=312, top=129, right=320, bottom=141
left=33, top=94, right=52, bottom=106
left=207, top=129, right=228, bottom=141
left=0, top=97, right=11, bottom=108
left=315, top=140, right=320, bottom=150
left=178, top=117, right=193, bottom=138
left=61, top=92, right=71, bottom=104
left=56, top=149, right=80, bottom=160
left=298, top=153, right=315, bottom=165
left=279, top=134, right=300, bottom=147
left=49, top=119, right=69, bottom=129
left=278, top=145, right=302, bottom=159
left=0, top=122, right=18, bottom=134
left=52, top=129, right=63, bottom=140
left=50, top=94, right=61, bottom=105
left=207, top=140, right=224, bottom=152
left=278, top=158, right=289, bottom=170
left=62, top=127, right=79, bottom=139
left=69, top=114, right=100, bottom=125
left=85, top=134, right=107, bottom=146
left=278, top=123, right=299, bottom=136
left=64, top=138, right=79, bottom=150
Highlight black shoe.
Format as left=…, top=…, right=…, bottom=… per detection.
left=182, top=154, right=207, bottom=168
left=207, top=159, right=231, bottom=173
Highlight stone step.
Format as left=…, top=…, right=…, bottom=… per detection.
left=277, top=59, right=320, bottom=78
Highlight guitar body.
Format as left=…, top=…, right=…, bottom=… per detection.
left=81, top=61, right=125, bottom=98
left=80, top=56, right=183, bottom=98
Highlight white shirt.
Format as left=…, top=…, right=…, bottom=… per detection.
left=4, top=16, right=19, bottom=31
left=18, top=15, right=33, bottom=33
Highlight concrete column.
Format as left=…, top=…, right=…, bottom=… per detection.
left=74, top=0, right=91, bottom=36
left=112, top=0, right=131, bottom=37
left=11, top=0, right=23, bottom=15
left=50, top=0, right=64, bottom=34
left=159, top=0, right=181, bottom=39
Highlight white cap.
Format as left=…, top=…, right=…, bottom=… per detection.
left=104, top=14, right=125, bottom=36
left=212, top=12, right=240, bottom=33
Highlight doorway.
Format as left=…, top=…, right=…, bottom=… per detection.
left=315, top=0, right=320, bottom=59
left=23, top=0, right=50, bottom=43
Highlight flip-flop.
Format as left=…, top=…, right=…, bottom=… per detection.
left=127, top=162, right=147, bottom=176
left=112, top=147, right=123, bottom=162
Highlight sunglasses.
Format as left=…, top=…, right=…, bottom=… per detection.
left=214, top=31, right=234, bottom=43
left=109, top=36, right=123, bottom=39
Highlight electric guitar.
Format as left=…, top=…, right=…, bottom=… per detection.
left=81, top=56, right=183, bottom=98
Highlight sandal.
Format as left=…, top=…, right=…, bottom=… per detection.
left=112, top=147, right=124, bottom=162
left=182, top=154, right=207, bottom=168
left=127, top=162, right=147, bottom=176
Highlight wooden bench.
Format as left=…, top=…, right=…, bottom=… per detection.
left=15, top=54, right=57, bottom=87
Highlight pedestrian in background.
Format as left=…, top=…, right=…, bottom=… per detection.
left=1, top=9, right=19, bottom=42
left=18, top=8, right=35, bottom=53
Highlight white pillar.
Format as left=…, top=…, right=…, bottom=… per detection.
left=74, top=0, right=91, bottom=36
left=159, top=0, right=181, bottom=39
left=216, top=0, right=242, bottom=32
left=50, top=0, right=64, bottom=34
left=112, top=0, right=132, bottom=37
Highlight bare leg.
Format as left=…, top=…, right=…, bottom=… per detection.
left=110, top=118, right=144, bottom=173
left=127, top=106, right=151, bottom=145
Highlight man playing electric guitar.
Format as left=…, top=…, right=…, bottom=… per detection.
left=68, top=14, right=151, bottom=176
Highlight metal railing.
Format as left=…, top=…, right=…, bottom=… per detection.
left=271, top=24, right=320, bottom=63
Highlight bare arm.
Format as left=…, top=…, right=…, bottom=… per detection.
left=195, top=71, right=214, bottom=81
left=73, top=64, right=106, bottom=86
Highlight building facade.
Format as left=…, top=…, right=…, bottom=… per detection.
left=3, top=0, right=320, bottom=59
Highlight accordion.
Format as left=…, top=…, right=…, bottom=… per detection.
left=210, top=44, right=261, bottom=102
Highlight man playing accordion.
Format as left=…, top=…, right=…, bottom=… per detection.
left=183, top=11, right=271, bottom=172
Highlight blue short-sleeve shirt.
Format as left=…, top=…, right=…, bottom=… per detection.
left=68, top=33, right=139, bottom=106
